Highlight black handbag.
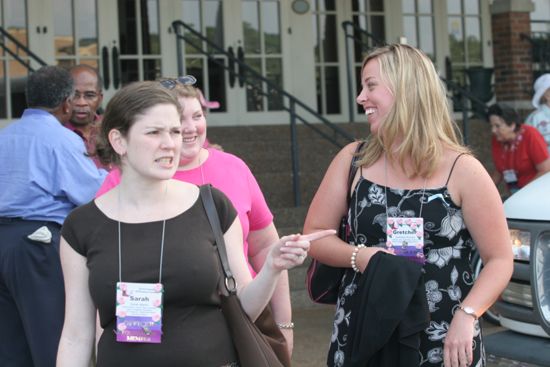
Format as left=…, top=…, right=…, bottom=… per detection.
left=200, top=185, right=290, bottom=367
left=306, top=142, right=364, bottom=304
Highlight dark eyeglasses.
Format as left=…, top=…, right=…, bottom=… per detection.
left=160, top=75, right=197, bottom=89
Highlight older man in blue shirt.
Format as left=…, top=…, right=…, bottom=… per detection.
left=0, top=65, right=106, bottom=367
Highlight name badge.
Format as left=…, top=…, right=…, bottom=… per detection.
left=386, top=217, right=425, bottom=264
left=116, top=282, right=163, bottom=343
left=503, top=169, right=518, bottom=184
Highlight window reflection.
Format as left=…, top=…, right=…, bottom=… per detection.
left=404, top=16, right=417, bottom=47
left=465, top=17, right=481, bottom=62
left=245, top=58, right=262, bottom=112
left=53, top=0, right=98, bottom=65
left=262, top=1, right=281, bottom=54
left=142, top=0, right=160, bottom=55
left=243, top=2, right=260, bottom=54
left=204, top=1, right=223, bottom=53
left=464, top=0, right=479, bottom=15
left=266, top=58, right=283, bottom=110
left=325, top=66, right=340, bottom=114
left=118, top=0, right=161, bottom=84
left=1, top=0, right=28, bottom=119
left=313, top=3, right=341, bottom=115
left=401, top=0, right=434, bottom=60
left=182, top=0, right=201, bottom=54
left=119, top=0, right=138, bottom=54
left=77, top=0, right=98, bottom=57
left=207, top=58, right=227, bottom=113
left=448, top=16, right=464, bottom=63
left=55, top=0, right=75, bottom=56
left=447, top=0, right=461, bottom=14
left=419, top=16, right=434, bottom=57
left=4, top=0, right=27, bottom=47
left=322, top=15, right=338, bottom=63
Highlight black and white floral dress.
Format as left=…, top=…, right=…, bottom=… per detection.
left=327, top=176, right=485, bottom=367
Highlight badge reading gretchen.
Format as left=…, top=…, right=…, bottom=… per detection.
left=386, top=217, right=426, bottom=264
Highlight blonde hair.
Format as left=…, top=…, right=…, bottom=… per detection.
left=356, top=44, right=469, bottom=178
left=171, top=83, right=200, bottom=101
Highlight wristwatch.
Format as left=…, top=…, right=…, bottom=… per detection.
left=458, top=305, right=478, bottom=320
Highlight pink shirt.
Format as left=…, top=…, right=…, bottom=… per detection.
left=96, top=148, right=273, bottom=275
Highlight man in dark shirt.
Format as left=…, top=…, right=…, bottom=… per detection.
left=64, top=64, right=109, bottom=170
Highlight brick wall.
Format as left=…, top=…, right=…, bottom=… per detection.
left=492, top=11, right=533, bottom=103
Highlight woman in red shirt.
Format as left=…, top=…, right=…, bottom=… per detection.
left=488, top=103, right=550, bottom=195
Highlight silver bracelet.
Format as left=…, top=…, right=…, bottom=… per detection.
left=351, top=244, right=366, bottom=272
left=276, top=321, right=294, bottom=329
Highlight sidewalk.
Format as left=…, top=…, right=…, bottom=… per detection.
left=290, top=305, right=543, bottom=367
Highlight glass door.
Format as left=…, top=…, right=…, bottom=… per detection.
left=97, top=0, right=175, bottom=101
left=0, top=0, right=30, bottom=123
left=177, top=0, right=289, bottom=126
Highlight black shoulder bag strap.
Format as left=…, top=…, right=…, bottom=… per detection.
left=340, top=141, right=366, bottom=239
left=199, top=184, right=289, bottom=367
left=199, top=184, right=237, bottom=293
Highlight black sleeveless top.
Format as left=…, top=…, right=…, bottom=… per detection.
left=327, top=155, right=485, bottom=367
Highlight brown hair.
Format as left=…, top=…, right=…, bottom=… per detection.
left=95, top=81, right=182, bottom=166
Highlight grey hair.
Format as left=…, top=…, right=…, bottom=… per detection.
left=25, top=66, right=74, bottom=109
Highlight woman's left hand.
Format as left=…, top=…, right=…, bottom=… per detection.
left=443, top=310, right=476, bottom=367
left=269, top=230, right=336, bottom=271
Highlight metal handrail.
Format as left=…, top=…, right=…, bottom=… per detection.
left=0, top=26, right=47, bottom=72
left=441, top=76, right=490, bottom=144
left=172, top=20, right=354, bottom=206
left=342, top=21, right=386, bottom=123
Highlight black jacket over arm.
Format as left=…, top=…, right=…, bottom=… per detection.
left=346, top=252, right=430, bottom=367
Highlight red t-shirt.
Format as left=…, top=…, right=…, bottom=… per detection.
left=492, top=124, right=549, bottom=188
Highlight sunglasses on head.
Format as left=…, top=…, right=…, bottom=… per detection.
left=160, top=75, right=197, bottom=89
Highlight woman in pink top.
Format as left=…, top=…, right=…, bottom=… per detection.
left=96, top=78, right=295, bottom=352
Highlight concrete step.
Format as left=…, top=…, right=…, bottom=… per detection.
left=208, top=122, right=367, bottom=144
left=255, top=171, right=325, bottom=208
left=272, top=206, right=309, bottom=232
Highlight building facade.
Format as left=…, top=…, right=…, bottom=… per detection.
left=0, top=0, right=548, bottom=128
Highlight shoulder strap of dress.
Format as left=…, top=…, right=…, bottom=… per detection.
left=347, top=141, right=365, bottom=203
left=445, top=153, right=468, bottom=186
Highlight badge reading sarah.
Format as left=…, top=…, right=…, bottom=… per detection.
left=115, top=282, right=163, bottom=343
left=386, top=217, right=426, bottom=264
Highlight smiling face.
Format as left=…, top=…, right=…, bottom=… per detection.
left=356, top=58, right=395, bottom=134
left=118, top=103, right=182, bottom=180
left=178, top=96, right=207, bottom=167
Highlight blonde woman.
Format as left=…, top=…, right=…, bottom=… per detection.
left=304, top=44, right=513, bottom=367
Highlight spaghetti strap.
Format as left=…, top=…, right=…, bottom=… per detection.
left=445, top=153, right=467, bottom=186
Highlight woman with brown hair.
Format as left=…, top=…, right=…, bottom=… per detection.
left=488, top=103, right=550, bottom=196
left=57, top=81, right=332, bottom=366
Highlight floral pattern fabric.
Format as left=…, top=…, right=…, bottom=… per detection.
left=327, top=177, right=485, bottom=367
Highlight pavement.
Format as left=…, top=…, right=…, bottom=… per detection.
left=290, top=305, right=545, bottom=367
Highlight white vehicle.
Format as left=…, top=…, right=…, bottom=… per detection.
left=494, top=172, right=550, bottom=338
